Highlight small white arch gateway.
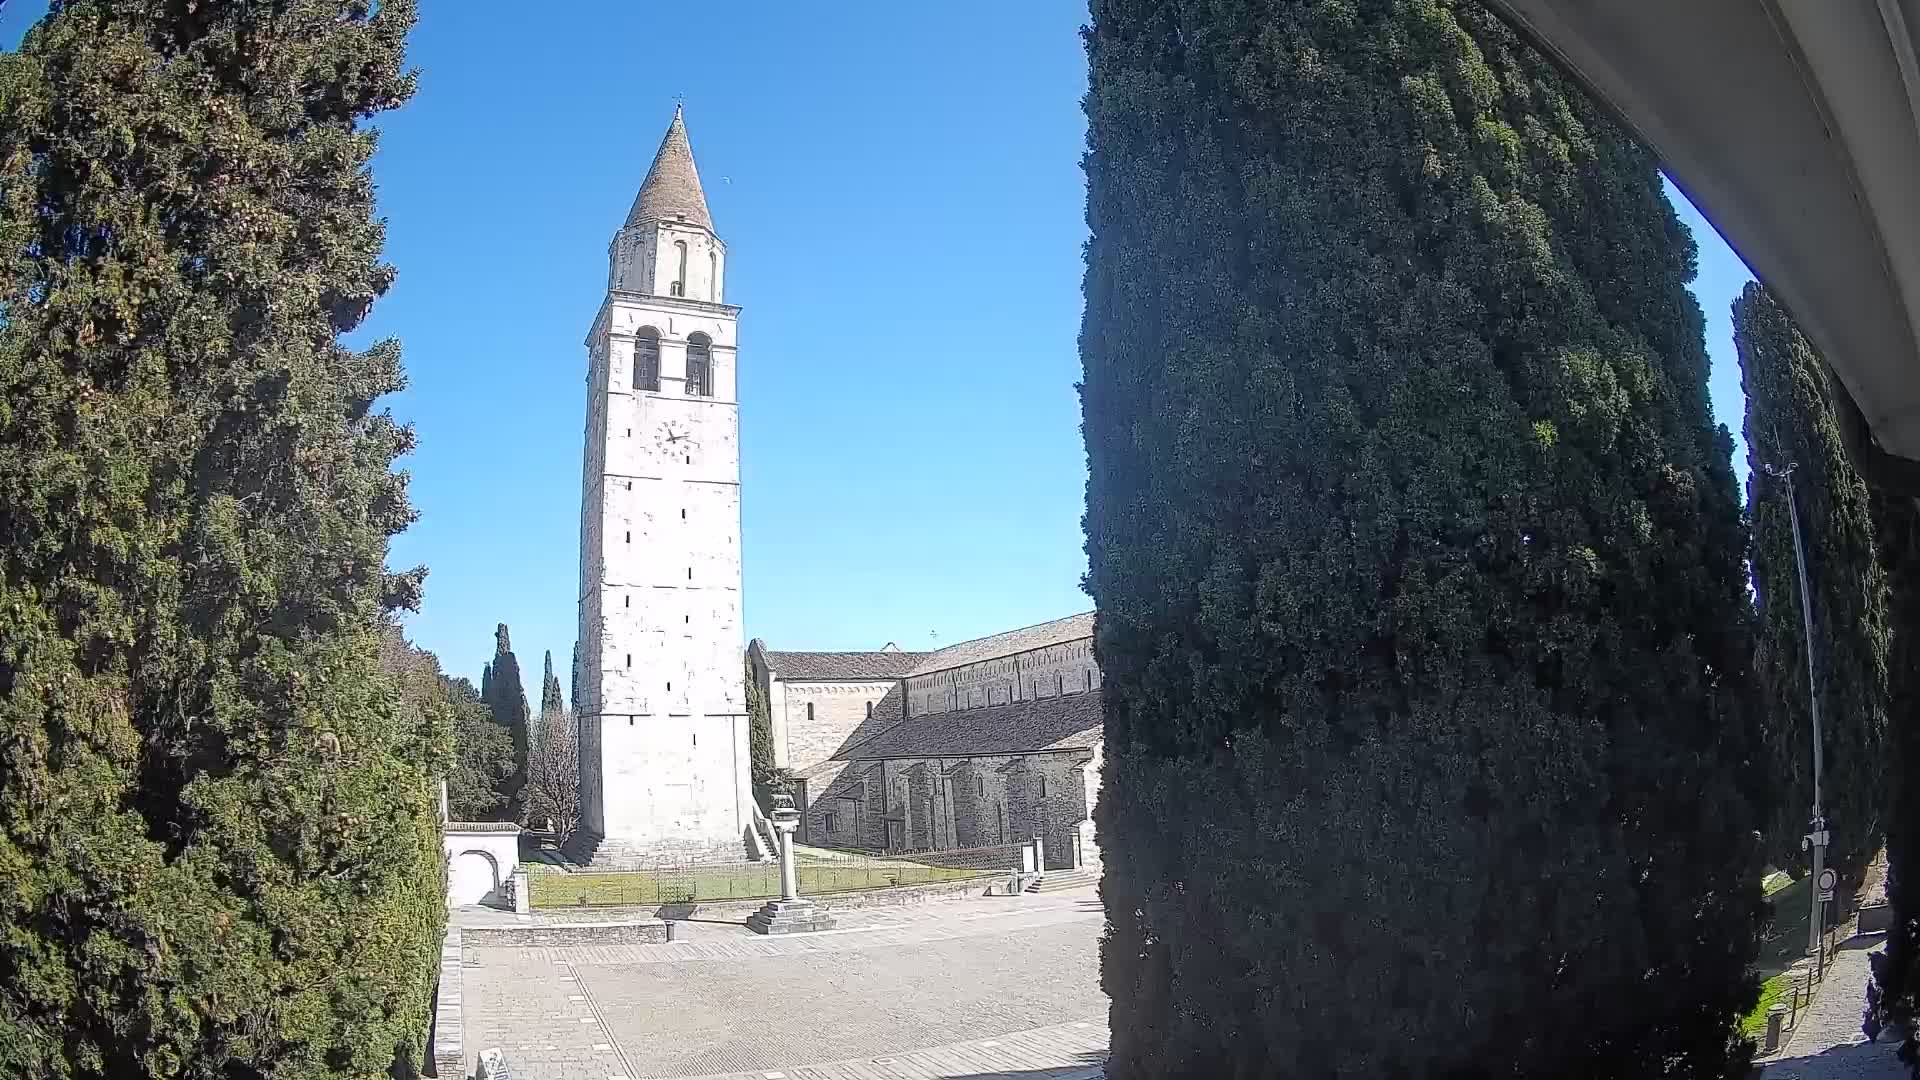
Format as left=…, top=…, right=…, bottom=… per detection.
left=443, top=822, right=521, bottom=908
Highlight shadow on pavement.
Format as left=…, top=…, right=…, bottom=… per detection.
left=1762, top=1038, right=1905, bottom=1079
left=933, top=1051, right=1106, bottom=1079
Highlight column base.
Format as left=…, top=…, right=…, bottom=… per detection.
left=746, top=897, right=836, bottom=935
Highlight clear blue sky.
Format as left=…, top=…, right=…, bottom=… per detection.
left=2, top=2, right=1757, bottom=687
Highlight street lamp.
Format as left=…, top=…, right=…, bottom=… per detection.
left=1764, top=461, right=1829, bottom=958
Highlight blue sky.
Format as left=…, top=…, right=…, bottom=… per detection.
left=2, top=2, right=1756, bottom=686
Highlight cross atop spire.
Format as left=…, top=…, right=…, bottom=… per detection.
left=625, top=106, right=713, bottom=233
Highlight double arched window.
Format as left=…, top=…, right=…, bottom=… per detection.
left=686, top=332, right=712, bottom=397
left=634, top=327, right=660, bottom=391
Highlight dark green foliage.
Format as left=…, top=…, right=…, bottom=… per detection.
left=541, top=649, right=564, bottom=721
left=444, top=675, right=515, bottom=823
left=482, top=622, right=529, bottom=819
left=747, top=657, right=775, bottom=794
left=1080, top=1, right=1759, bottom=1075
left=570, top=640, right=581, bottom=713
left=379, top=631, right=508, bottom=822
left=1869, top=493, right=1920, bottom=1060
left=1737, top=283, right=1889, bottom=884
left=0, top=1, right=442, bottom=1075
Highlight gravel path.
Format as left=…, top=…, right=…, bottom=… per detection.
left=1763, top=934, right=1903, bottom=1080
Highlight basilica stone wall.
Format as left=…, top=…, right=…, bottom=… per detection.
left=805, top=750, right=1096, bottom=869
left=777, top=680, right=895, bottom=773
left=905, top=636, right=1100, bottom=718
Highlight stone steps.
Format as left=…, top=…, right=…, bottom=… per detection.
left=1026, top=869, right=1097, bottom=893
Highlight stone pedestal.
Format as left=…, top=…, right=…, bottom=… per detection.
left=746, top=896, right=836, bottom=935
left=748, top=794, right=833, bottom=935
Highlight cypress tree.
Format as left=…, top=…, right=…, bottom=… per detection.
left=484, top=623, right=530, bottom=818
left=1870, top=494, right=1920, bottom=1056
left=570, top=639, right=582, bottom=713
left=1080, top=1, right=1760, bottom=1075
left=747, top=657, right=775, bottom=793
left=0, top=1, right=442, bottom=1075
left=1735, top=282, right=1889, bottom=885
left=541, top=648, right=564, bottom=721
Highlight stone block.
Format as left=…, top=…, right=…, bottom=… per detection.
left=1860, top=901, right=1894, bottom=934
left=746, top=897, right=837, bottom=935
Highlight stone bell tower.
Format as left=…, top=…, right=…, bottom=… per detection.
left=573, top=107, right=750, bottom=863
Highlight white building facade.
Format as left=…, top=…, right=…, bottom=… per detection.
left=574, top=109, right=753, bottom=863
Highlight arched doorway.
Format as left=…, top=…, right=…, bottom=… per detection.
left=448, top=848, right=501, bottom=907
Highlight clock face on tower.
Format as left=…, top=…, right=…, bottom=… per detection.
left=653, top=421, right=699, bottom=460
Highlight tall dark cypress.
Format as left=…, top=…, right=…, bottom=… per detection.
left=1080, top=1, right=1760, bottom=1075
left=541, top=648, right=565, bottom=721
left=1736, top=282, right=1889, bottom=885
left=0, top=1, right=443, bottom=1073
left=484, top=623, right=530, bottom=818
left=570, top=640, right=582, bottom=714
left=1871, top=493, right=1920, bottom=1065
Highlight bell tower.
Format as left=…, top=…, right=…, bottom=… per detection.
left=575, top=107, right=749, bottom=862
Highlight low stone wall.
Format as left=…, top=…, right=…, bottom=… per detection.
left=430, top=928, right=463, bottom=1078
left=463, top=919, right=672, bottom=947
left=681, top=875, right=1003, bottom=921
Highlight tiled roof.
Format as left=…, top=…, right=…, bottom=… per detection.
left=763, top=650, right=927, bottom=681
left=842, top=692, right=1103, bottom=760
left=626, top=106, right=713, bottom=232
left=908, top=612, right=1095, bottom=677
left=444, top=821, right=521, bottom=833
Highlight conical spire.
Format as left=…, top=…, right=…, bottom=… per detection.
left=625, top=105, right=713, bottom=232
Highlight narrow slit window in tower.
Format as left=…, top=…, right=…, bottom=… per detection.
left=671, top=241, right=687, bottom=297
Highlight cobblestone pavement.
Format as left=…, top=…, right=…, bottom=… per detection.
left=462, top=889, right=1106, bottom=1080
left=1764, top=934, right=1903, bottom=1080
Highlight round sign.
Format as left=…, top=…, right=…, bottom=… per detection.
left=1818, top=868, right=1838, bottom=892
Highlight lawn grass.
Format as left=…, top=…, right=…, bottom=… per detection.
left=1740, top=873, right=1814, bottom=1038
left=1741, top=971, right=1793, bottom=1038
left=1756, top=875, right=1814, bottom=976
left=528, top=859, right=992, bottom=908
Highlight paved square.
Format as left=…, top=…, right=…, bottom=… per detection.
left=462, top=890, right=1107, bottom=1080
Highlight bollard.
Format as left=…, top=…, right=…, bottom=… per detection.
left=664, top=920, right=676, bottom=942
left=1765, top=1003, right=1788, bottom=1053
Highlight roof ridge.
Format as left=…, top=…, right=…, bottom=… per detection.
left=924, top=611, right=1094, bottom=655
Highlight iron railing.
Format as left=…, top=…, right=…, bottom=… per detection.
left=526, top=842, right=1019, bottom=909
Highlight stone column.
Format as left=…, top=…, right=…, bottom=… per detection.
left=748, top=794, right=835, bottom=935
left=777, top=812, right=799, bottom=901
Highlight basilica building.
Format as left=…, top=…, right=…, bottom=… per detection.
left=748, top=613, right=1104, bottom=871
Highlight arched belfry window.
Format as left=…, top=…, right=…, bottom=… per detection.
left=634, top=327, right=660, bottom=391
left=686, top=332, right=712, bottom=397
left=671, top=240, right=688, bottom=297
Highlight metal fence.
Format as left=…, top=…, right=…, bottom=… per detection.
left=527, top=843, right=1021, bottom=909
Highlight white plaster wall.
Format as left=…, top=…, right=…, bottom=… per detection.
left=443, top=829, right=519, bottom=908
left=776, top=680, right=896, bottom=773
left=906, top=637, right=1101, bottom=717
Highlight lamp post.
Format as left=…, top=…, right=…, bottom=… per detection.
left=1765, top=462, right=1829, bottom=958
